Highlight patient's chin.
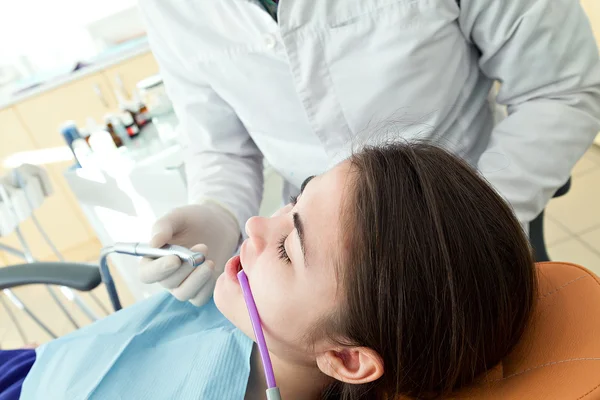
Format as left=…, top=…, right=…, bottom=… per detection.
left=214, top=275, right=239, bottom=319
left=214, top=277, right=255, bottom=338
left=213, top=274, right=228, bottom=311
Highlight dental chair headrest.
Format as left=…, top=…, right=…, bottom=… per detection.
left=447, top=262, right=600, bottom=399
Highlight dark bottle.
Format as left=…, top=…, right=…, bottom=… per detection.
left=104, top=114, right=123, bottom=147
left=118, top=109, right=140, bottom=138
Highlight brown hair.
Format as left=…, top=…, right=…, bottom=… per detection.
left=323, top=142, right=537, bottom=399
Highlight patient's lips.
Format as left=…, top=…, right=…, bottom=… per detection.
left=225, top=255, right=242, bottom=284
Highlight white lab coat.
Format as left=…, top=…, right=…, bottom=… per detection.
left=140, top=0, right=600, bottom=230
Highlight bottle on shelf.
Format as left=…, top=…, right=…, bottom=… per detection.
left=86, top=117, right=119, bottom=156
left=118, top=108, right=140, bottom=138
left=71, top=137, right=94, bottom=169
left=59, top=121, right=84, bottom=167
left=102, top=115, right=124, bottom=148
left=114, top=84, right=150, bottom=131
left=131, top=90, right=150, bottom=128
left=136, top=75, right=172, bottom=118
left=79, top=128, right=91, bottom=145
left=108, top=114, right=132, bottom=146
left=60, top=121, right=81, bottom=147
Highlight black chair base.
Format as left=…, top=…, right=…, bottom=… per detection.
left=529, top=178, right=572, bottom=262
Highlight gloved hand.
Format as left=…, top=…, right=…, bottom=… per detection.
left=138, top=200, right=241, bottom=306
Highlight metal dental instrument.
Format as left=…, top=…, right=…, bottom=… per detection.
left=237, top=270, right=281, bottom=400
left=0, top=181, right=67, bottom=339
left=99, top=243, right=206, bottom=311
left=108, top=243, right=206, bottom=267
left=12, top=168, right=103, bottom=322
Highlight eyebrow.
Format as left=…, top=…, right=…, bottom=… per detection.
left=293, top=212, right=307, bottom=264
left=300, top=175, right=315, bottom=194
left=293, top=175, right=314, bottom=265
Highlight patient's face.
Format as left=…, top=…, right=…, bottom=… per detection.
left=215, top=161, right=351, bottom=362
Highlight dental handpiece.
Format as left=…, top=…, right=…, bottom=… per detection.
left=98, top=242, right=206, bottom=312
left=111, top=242, right=206, bottom=267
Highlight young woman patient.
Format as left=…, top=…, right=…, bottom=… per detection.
left=6, top=142, right=536, bottom=400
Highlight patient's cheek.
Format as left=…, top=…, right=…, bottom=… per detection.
left=213, top=276, right=227, bottom=313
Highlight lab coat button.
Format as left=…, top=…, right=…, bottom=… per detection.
left=264, top=34, right=277, bottom=49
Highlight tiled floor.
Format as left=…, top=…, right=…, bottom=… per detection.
left=545, top=145, right=600, bottom=275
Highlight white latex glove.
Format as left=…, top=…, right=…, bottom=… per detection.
left=138, top=200, right=241, bottom=306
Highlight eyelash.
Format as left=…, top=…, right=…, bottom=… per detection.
left=277, top=235, right=291, bottom=264
left=278, top=194, right=301, bottom=264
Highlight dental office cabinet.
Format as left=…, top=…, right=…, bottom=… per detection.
left=0, top=47, right=160, bottom=265
left=0, top=47, right=284, bottom=301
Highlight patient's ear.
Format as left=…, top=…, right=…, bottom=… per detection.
left=316, top=346, right=384, bottom=384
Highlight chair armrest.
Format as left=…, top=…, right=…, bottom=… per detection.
left=554, top=178, right=571, bottom=198
left=0, top=262, right=102, bottom=291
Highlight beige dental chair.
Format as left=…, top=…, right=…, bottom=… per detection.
left=450, top=262, right=600, bottom=399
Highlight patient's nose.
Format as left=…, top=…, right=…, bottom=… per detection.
left=271, top=203, right=293, bottom=217
left=245, top=216, right=268, bottom=253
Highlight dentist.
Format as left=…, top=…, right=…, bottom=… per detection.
left=138, top=0, right=600, bottom=306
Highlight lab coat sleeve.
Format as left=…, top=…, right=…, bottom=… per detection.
left=139, top=1, right=264, bottom=231
left=458, top=0, right=600, bottom=224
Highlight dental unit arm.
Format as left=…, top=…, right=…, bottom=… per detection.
left=99, top=242, right=206, bottom=311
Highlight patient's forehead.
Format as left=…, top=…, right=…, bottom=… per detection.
left=300, top=162, right=354, bottom=272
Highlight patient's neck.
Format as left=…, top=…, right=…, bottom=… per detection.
left=245, top=345, right=331, bottom=400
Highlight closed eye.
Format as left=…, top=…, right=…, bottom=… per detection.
left=277, top=235, right=291, bottom=264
